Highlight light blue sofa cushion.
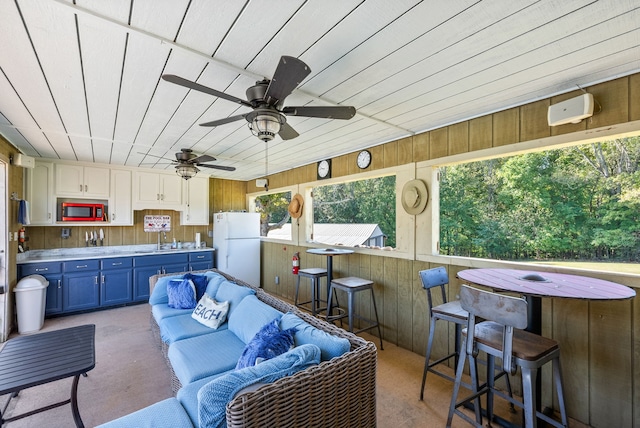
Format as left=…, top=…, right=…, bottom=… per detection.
left=213, top=281, right=256, bottom=317
left=198, top=344, right=321, bottom=428
left=159, top=312, right=228, bottom=344
left=279, top=312, right=351, bottom=361
left=204, top=272, right=228, bottom=297
left=151, top=304, right=192, bottom=324
left=148, top=274, right=184, bottom=305
left=177, top=371, right=230, bottom=424
left=95, top=397, right=194, bottom=428
left=168, top=330, right=246, bottom=385
left=227, top=295, right=283, bottom=344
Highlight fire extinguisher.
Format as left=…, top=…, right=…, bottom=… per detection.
left=292, top=252, right=300, bottom=275
left=18, top=227, right=25, bottom=243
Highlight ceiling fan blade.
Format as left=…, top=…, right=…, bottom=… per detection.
left=190, top=154, right=216, bottom=164
left=200, top=113, right=248, bottom=127
left=162, top=74, right=253, bottom=108
left=198, top=164, right=236, bottom=171
left=278, top=122, right=299, bottom=140
left=264, top=56, right=311, bottom=106
left=282, top=105, right=356, bottom=120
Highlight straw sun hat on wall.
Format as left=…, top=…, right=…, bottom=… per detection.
left=288, top=193, right=304, bottom=219
left=401, top=179, right=428, bottom=215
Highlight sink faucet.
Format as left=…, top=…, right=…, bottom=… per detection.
left=157, top=231, right=162, bottom=250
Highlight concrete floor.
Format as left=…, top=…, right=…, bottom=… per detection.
left=0, top=303, right=573, bottom=427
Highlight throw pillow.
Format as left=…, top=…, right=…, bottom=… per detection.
left=167, top=279, right=197, bottom=309
left=279, top=312, right=351, bottom=361
left=235, top=319, right=296, bottom=369
left=191, top=294, right=230, bottom=329
left=183, top=273, right=208, bottom=300
left=198, top=344, right=321, bottom=428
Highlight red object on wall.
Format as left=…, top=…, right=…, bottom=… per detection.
left=292, top=252, right=300, bottom=274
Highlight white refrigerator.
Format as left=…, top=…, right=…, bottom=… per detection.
left=213, top=212, right=261, bottom=286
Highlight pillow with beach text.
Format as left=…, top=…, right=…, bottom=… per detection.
left=192, top=294, right=229, bottom=329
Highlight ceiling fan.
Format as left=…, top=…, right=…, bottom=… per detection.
left=141, top=148, right=235, bottom=180
left=162, top=55, right=356, bottom=142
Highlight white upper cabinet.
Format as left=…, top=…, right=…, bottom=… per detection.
left=133, top=171, right=183, bottom=210
left=55, top=164, right=110, bottom=198
left=180, top=176, right=209, bottom=225
left=109, top=169, right=133, bottom=225
left=27, top=161, right=55, bottom=225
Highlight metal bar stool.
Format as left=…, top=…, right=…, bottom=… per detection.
left=419, top=267, right=514, bottom=406
left=447, top=285, right=568, bottom=428
left=294, top=267, right=328, bottom=316
left=326, top=276, right=383, bottom=350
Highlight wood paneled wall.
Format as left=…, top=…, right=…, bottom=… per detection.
left=256, top=73, right=640, bottom=427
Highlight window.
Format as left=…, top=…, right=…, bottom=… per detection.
left=254, top=191, right=292, bottom=239
left=311, top=175, right=396, bottom=248
left=439, top=137, right=640, bottom=265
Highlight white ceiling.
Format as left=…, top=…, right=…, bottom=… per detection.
left=1, top=0, right=639, bottom=181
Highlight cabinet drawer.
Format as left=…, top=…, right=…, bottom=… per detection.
left=19, top=262, right=62, bottom=277
left=188, top=251, right=213, bottom=263
left=63, top=259, right=100, bottom=272
left=134, top=253, right=188, bottom=267
left=101, top=257, right=133, bottom=270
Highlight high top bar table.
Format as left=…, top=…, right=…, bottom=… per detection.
left=0, top=324, right=96, bottom=427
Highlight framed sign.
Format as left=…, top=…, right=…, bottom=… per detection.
left=144, top=215, right=171, bottom=232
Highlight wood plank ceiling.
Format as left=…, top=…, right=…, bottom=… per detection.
left=0, top=0, right=639, bottom=180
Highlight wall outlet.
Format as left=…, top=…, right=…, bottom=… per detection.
left=275, top=276, right=279, bottom=285
left=8, top=233, right=12, bottom=241
left=14, top=232, right=18, bottom=241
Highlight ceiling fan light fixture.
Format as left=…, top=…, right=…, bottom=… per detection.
left=176, top=164, right=199, bottom=180
left=249, top=112, right=283, bottom=142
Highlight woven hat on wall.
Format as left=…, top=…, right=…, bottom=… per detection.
left=401, top=179, right=428, bottom=215
left=288, top=193, right=304, bottom=219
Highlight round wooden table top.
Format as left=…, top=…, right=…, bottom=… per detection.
left=307, top=248, right=354, bottom=256
left=458, top=268, right=636, bottom=300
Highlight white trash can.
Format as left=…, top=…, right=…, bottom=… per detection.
left=14, top=275, right=49, bottom=334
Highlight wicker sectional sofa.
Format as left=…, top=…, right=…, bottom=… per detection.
left=97, top=269, right=377, bottom=428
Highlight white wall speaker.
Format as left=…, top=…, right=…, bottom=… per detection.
left=547, top=93, right=594, bottom=126
left=256, top=179, right=268, bottom=188
left=11, top=153, right=35, bottom=168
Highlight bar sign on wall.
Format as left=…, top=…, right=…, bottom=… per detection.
left=143, top=215, right=171, bottom=232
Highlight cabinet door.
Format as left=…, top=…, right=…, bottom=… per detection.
left=110, top=169, right=132, bottom=225
left=44, top=274, right=63, bottom=315
left=55, top=164, right=84, bottom=196
left=159, top=174, right=183, bottom=207
left=134, top=266, right=161, bottom=302
left=55, top=164, right=110, bottom=197
left=63, top=273, right=100, bottom=311
left=181, top=177, right=209, bottom=225
left=189, top=261, right=213, bottom=271
left=133, top=172, right=161, bottom=208
left=27, top=161, right=54, bottom=225
left=164, top=262, right=189, bottom=275
left=83, top=167, right=110, bottom=197
left=101, top=269, right=133, bottom=306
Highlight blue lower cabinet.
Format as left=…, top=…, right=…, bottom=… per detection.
left=101, top=270, right=133, bottom=306
left=101, top=257, right=133, bottom=306
left=44, top=274, right=63, bottom=315
left=63, top=272, right=100, bottom=312
left=188, top=251, right=214, bottom=271
left=18, top=262, right=64, bottom=316
left=133, top=266, right=161, bottom=302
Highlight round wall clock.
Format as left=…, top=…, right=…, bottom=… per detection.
left=357, top=150, right=371, bottom=169
left=317, top=159, right=331, bottom=179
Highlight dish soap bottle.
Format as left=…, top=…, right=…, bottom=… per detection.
left=171, top=238, right=177, bottom=249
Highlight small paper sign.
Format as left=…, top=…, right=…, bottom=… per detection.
left=144, top=215, right=171, bottom=232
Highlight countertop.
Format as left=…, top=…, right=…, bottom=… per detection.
left=16, top=244, right=215, bottom=264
